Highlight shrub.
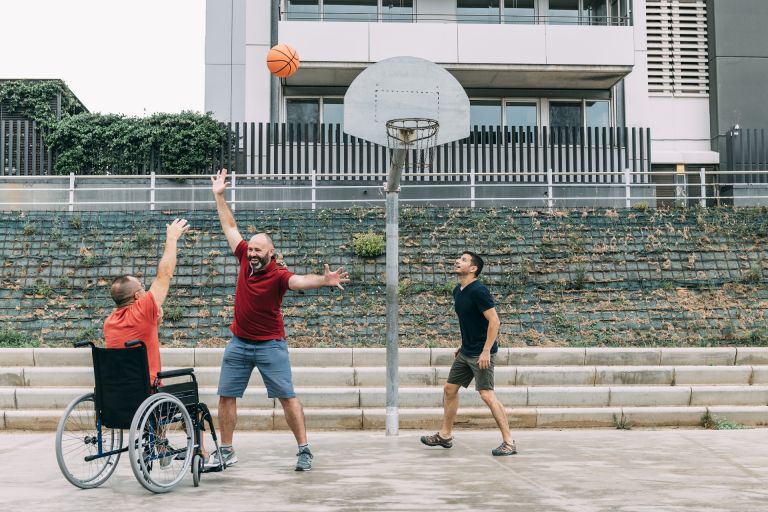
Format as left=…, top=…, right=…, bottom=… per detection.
left=352, top=231, right=385, bottom=258
left=0, top=326, right=40, bottom=348
left=47, top=111, right=229, bottom=175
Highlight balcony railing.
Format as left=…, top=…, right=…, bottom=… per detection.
left=282, top=11, right=631, bottom=26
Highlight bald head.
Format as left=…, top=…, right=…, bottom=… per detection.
left=249, top=233, right=274, bottom=248
left=111, top=275, right=142, bottom=307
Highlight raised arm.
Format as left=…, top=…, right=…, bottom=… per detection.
left=288, top=264, right=350, bottom=291
left=211, top=168, right=242, bottom=253
left=148, top=218, right=190, bottom=307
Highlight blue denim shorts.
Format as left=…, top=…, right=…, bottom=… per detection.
left=217, top=336, right=296, bottom=399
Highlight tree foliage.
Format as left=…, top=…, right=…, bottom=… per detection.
left=0, top=80, right=84, bottom=129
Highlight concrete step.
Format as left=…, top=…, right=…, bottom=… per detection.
left=8, top=364, right=768, bottom=388
left=6, top=405, right=768, bottom=431
left=3, top=347, right=768, bottom=368
left=7, top=385, right=768, bottom=411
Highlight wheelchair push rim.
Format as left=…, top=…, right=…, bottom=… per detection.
left=128, top=392, right=195, bottom=493
left=55, top=392, right=123, bottom=489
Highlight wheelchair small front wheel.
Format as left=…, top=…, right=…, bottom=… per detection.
left=55, top=392, right=123, bottom=489
left=128, top=393, right=194, bottom=493
left=192, top=453, right=202, bottom=487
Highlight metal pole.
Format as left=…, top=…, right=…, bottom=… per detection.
left=68, top=173, right=75, bottom=212
left=270, top=0, right=280, bottom=123
left=547, top=167, right=554, bottom=210
left=384, top=147, right=405, bottom=437
left=150, top=172, right=156, bottom=211
left=311, top=168, right=316, bottom=210
left=231, top=171, right=237, bottom=212
left=700, top=167, right=706, bottom=208
left=624, top=167, right=631, bottom=208
left=470, top=167, right=475, bottom=208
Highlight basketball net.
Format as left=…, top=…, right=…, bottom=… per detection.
left=385, top=118, right=439, bottom=174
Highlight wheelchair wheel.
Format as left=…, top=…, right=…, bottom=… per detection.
left=128, top=393, right=194, bottom=493
left=55, top=393, right=123, bottom=489
left=192, top=453, right=202, bottom=487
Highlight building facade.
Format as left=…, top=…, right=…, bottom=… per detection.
left=204, top=0, right=764, bottom=204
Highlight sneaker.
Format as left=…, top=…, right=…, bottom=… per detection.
left=420, top=432, right=453, bottom=448
left=205, top=446, right=238, bottom=469
left=295, top=446, right=313, bottom=471
left=491, top=441, right=517, bottom=456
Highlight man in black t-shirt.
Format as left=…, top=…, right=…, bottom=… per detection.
left=420, top=251, right=517, bottom=456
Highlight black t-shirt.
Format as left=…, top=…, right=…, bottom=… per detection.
left=453, top=280, right=497, bottom=357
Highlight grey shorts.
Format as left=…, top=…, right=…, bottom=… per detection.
left=217, top=336, right=296, bottom=399
left=446, top=351, right=497, bottom=391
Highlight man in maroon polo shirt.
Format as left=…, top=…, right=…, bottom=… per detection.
left=207, top=169, right=349, bottom=472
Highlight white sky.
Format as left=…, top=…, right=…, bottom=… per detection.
left=0, top=0, right=205, bottom=116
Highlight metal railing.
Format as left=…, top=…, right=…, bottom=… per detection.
left=283, top=11, right=632, bottom=26
left=1, top=168, right=767, bottom=210
left=1, top=121, right=652, bottom=182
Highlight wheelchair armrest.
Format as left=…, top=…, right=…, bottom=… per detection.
left=157, top=368, right=196, bottom=380
left=74, top=341, right=95, bottom=349
left=124, top=340, right=146, bottom=349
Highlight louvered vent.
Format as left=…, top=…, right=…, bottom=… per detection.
left=647, top=0, right=709, bottom=96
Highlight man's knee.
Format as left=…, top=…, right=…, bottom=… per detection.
left=219, top=396, right=237, bottom=409
left=443, top=383, right=460, bottom=397
left=478, top=389, right=496, bottom=404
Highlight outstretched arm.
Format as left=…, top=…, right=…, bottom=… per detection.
left=288, top=264, right=350, bottom=291
left=211, top=168, right=242, bottom=253
left=148, top=218, right=190, bottom=307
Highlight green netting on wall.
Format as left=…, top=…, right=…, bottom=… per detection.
left=0, top=207, right=766, bottom=348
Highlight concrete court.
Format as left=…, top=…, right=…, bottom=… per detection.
left=4, top=429, right=768, bottom=512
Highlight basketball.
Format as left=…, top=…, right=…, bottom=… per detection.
left=266, top=44, right=300, bottom=78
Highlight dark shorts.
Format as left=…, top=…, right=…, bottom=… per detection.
left=217, top=336, right=296, bottom=399
left=446, top=351, right=496, bottom=391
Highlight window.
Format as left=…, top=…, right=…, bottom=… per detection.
left=503, top=0, right=536, bottom=23
left=647, top=0, right=709, bottom=96
left=586, top=100, right=610, bottom=128
left=382, top=0, right=413, bottom=22
left=458, top=0, right=501, bottom=24
left=505, top=101, right=538, bottom=127
left=582, top=0, right=607, bottom=25
left=286, top=99, right=320, bottom=125
left=548, top=0, right=579, bottom=24
left=322, top=98, right=344, bottom=128
left=550, top=101, right=582, bottom=143
left=285, top=0, right=320, bottom=20
left=470, top=100, right=503, bottom=127
left=323, top=0, right=378, bottom=21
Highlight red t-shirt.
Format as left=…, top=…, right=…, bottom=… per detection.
left=103, top=291, right=161, bottom=385
left=230, top=239, right=295, bottom=341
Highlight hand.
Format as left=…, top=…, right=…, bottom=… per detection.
left=323, top=264, right=350, bottom=290
left=453, top=348, right=460, bottom=359
left=478, top=350, right=491, bottom=369
left=166, top=218, right=190, bottom=241
left=211, top=168, right=229, bottom=196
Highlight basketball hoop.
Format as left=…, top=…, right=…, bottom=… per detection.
left=385, top=118, right=439, bottom=172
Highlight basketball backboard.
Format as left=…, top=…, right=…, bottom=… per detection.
left=344, top=56, right=470, bottom=147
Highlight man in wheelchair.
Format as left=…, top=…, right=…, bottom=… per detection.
left=103, top=218, right=189, bottom=385
left=56, top=218, right=226, bottom=493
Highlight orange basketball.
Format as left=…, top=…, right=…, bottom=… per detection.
left=266, top=44, right=300, bottom=78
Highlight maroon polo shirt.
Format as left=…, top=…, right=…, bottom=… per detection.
left=230, top=239, right=294, bottom=341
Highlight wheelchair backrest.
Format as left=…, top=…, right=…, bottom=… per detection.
left=92, top=343, right=151, bottom=429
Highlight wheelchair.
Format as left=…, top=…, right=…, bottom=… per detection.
left=55, top=340, right=227, bottom=493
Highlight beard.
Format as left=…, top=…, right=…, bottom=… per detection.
left=249, top=254, right=271, bottom=273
